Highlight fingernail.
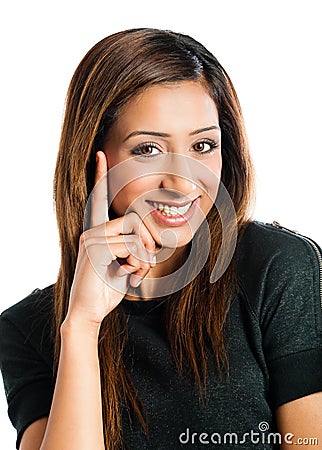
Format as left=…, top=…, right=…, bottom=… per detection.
left=149, top=251, right=156, bottom=266
left=132, top=276, right=142, bottom=288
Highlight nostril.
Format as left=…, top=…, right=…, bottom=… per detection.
left=160, top=181, right=197, bottom=196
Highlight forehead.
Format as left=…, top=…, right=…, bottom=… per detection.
left=113, top=81, right=219, bottom=134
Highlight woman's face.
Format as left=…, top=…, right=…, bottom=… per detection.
left=103, top=81, right=222, bottom=248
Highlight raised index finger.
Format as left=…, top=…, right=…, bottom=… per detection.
left=90, top=151, right=109, bottom=227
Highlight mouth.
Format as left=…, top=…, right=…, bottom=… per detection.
left=145, top=196, right=200, bottom=226
left=147, top=200, right=192, bottom=216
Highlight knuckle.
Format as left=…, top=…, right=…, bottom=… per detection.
left=131, top=234, right=142, bottom=245
left=145, top=239, right=156, bottom=252
left=129, top=210, right=140, bottom=221
left=127, top=247, right=138, bottom=259
left=127, top=235, right=144, bottom=252
left=123, top=234, right=136, bottom=243
left=126, top=253, right=138, bottom=266
left=128, top=211, right=141, bottom=227
left=79, top=230, right=90, bottom=245
left=139, top=255, right=151, bottom=270
left=142, top=264, right=150, bottom=273
left=124, top=239, right=138, bottom=253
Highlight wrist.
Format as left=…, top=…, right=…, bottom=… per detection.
left=61, top=315, right=101, bottom=340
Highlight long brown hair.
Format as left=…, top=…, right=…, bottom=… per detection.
left=53, top=28, right=255, bottom=449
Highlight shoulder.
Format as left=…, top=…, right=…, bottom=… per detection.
left=238, top=220, right=321, bottom=264
left=0, top=285, right=55, bottom=359
left=1, top=284, right=54, bottom=328
left=0, top=287, right=55, bottom=448
left=235, top=220, right=322, bottom=320
left=236, top=222, right=322, bottom=408
left=236, top=219, right=321, bottom=282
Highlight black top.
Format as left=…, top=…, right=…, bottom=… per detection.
left=1, top=221, right=322, bottom=449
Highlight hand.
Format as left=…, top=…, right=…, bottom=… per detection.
left=65, top=151, right=156, bottom=327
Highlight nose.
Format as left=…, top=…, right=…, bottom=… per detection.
left=160, top=153, right=197, bottom=195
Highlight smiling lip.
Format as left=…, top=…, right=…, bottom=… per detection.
left=146, top=197, right=200, bottom=227
left=146, top=198, right=195, bottom=208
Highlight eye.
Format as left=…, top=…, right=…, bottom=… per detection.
left=192, top=139, right=219, bottom=155
left=130, top=142, right=162, bottom=158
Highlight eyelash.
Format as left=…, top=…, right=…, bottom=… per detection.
left=130, top=139, right=220, bottom=158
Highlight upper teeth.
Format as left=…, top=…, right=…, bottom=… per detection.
left=152, top=201, right=192, bottom=216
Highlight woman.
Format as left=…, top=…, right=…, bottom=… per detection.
left=0, top=28, right=321, bottom=450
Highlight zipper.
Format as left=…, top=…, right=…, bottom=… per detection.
left=271, top=221, right=322, bottom=312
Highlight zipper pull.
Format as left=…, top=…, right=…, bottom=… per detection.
left=272, top=221, right=299, bottom=234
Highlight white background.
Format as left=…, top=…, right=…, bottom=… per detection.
left=0, top=0, right=321, bottom=446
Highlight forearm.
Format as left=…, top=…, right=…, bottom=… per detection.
left=40, top=319, right=105, bottom=450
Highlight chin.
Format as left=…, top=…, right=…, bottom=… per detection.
left=148, top=226, right=194, bottom=249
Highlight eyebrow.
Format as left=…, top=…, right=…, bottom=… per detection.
left=123, top=125, right=220, bottom=142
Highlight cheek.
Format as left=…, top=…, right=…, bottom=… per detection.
left=199, top=154, right=222, bottom=203
left=111, top=178, right=157, bottom=214
left=209, top=151, right=222, bottom=177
